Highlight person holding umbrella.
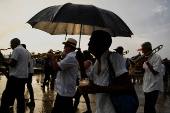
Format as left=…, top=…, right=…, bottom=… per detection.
left=77, top=30, right=134, bottom=113
left=47, top=38, right=79, bottom=113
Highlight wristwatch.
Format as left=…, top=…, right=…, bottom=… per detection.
left=145, top=61, right=149, bottom=64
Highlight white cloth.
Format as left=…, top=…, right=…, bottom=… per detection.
left=142, top=54, right=164, bottom=92
left=161, top=64, right=166, bottom=76
left=123, top=56, right=127, bottom=66
left=89, top=50, right=128, bottom=113
left=77, top=60, right=93, bottom=79
left=9, top=45, right=29, bottom=78
left=55, top=51, right=79, bottom=97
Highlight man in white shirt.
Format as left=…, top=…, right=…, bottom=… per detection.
left=140, top=42, right=163, bottom=113
left=21, top=44, right=36, bottom=106
left=0, top=38, right=29, bottom=113
left=77, top=30, right=134, bottom=113
left=47, top=38, right=79, bottom=113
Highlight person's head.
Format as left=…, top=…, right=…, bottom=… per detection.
left=10, top=38, right=20, bottom=49
left=114, top=46, right=124, bottom=55
left=141, top=42, right=152, bottom=54
left=83, top=50, right=91, bottom=61
left=62, top=38, right=77, bottom=54
left=21, top=44, right=26, bottom=49
left=88, top=30, right=112, bottom=56
left=48, top=49, right=53, bottom=53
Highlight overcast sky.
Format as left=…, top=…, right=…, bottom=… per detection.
left=0, top=0, right=170, bottom=59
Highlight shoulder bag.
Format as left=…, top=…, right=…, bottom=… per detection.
left=107, top=52, right=139, bottom=113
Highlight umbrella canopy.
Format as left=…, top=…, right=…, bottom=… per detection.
left=27, top=3, right=133, bottom=47
left=27, top=3, right=133, bottom=36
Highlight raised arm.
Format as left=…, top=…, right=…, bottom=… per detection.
left=47, top=53, right=61, bottom=71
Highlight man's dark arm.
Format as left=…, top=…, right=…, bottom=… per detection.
left=145, top=62, right=158, bottom=75
left=79, top=72, right=133, bottom=94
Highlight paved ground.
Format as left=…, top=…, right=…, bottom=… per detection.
left=0, top=71, right=170, bottom=113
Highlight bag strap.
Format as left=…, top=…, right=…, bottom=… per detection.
left=107, top=52, right=116, bottom=78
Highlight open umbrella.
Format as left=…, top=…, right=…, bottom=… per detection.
left=27, top=3, right=133, bottom=47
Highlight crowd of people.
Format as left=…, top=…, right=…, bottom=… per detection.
left=0, top=30, right=168, bottom=113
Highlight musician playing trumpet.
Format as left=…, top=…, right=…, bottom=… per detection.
left=139, top=42, right=163, bottom=113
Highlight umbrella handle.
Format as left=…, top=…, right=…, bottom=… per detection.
left=79, top=24, right=82, bottom=48
left=65, top=30, right=67, bottom=40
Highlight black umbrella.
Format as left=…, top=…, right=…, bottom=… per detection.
left=27, top=3, right=133, bottom=47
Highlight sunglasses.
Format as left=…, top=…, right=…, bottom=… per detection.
left=64, top=44, right=69, bottom=49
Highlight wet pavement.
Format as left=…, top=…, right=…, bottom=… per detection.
left=0, top=69, right=170, bottom=113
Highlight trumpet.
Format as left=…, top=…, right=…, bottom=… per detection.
left=131, top=45, right=163, bottom=68
left=31, top=50, right=62, bottom=59
left=123, top=50, right=129, bottom=55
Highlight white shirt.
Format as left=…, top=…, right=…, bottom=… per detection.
left=9, top=45, right=29, bottom=78
left=142, top=54, right=164, bottom=92
left=55, top=51, right=79, bottom=97
left=123, top=56, right=127, bottom=66
left=161, top=64, right=165, bottom=76
left=77, top=60, right=93, bottom=79
left=89, top=50, right=128, bottom=113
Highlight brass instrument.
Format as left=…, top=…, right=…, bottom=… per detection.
left=131, top=45, right=163, bottom=68
left=0, top=50, right=9, bottom=78
left=31, top=50, right=62, bottom=59
left=123, top=50, right=129, bottom=55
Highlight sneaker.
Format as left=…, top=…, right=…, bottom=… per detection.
left=26, top=102, right=35, bottom=106
left=83, top=110, right=92, bottom=113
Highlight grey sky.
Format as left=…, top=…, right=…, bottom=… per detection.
left=0, top=0, right=170, bottom=59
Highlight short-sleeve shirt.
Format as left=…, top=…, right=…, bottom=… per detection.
left=77, top=60, right=93, bottom=79
left=89, top=49, right=128, bottom=113
left=55, top=51, right=79, bottom=97
left=9, top=45, right=29, bottom=78
left=142, top=54, right=164, bottom=92
left=161, top=64, right=165, bottom=76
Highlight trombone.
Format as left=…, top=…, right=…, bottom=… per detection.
left=131, top=45, right=163, bottom=68
left=123, top=50, right=129, bottom=55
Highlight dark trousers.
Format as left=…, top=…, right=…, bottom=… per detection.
left=0, top=76, right=27, bottom=113
left=27, top=73, right=34, bottom=102
left=74, top=88, right=91, bottom=111
left=144, top=90, right=159, bottom=113
left=43, top=67, right=56, bottom=88
left=51, top=94, right=73, bottom=113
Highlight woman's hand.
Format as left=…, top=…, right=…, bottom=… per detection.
left=78, top=82, right=100, bottom=94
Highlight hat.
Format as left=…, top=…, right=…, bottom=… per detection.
left=62, top=38, right=77, bottom=48
left=114, top=46, right=124, bottom=53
